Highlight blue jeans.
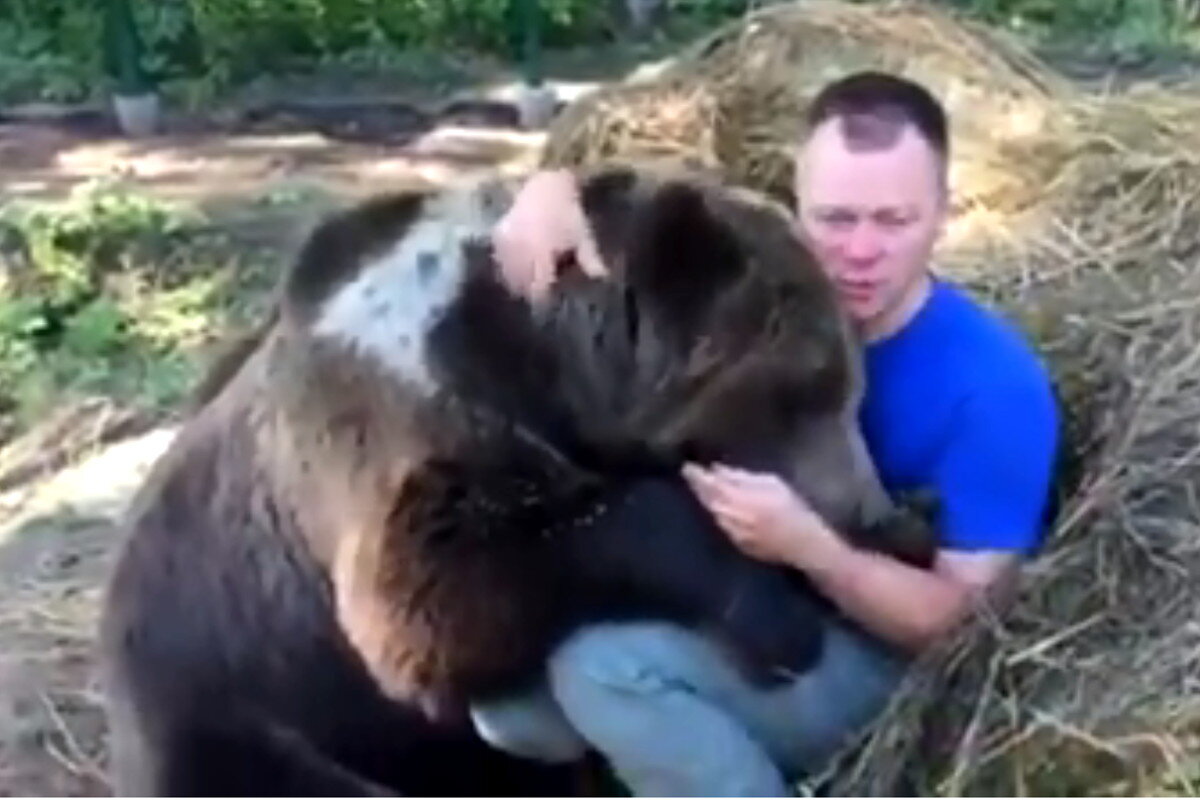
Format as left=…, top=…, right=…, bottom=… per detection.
left=470, top=618, right=910, bottom=796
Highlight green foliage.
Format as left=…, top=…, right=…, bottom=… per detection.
left=955, top=0, right=1192, bottom=53
left=174, top=0, right=615, bottom=86
left=0, top=1, right=99, bottom=102
left=0, top=181, right=270, bottom=432
left=3, top=181, right=199, bottom=308
left=4, top=0, right=1196, bottom=105
left=667, top=0, right=750, bottom=26
left=103, top=0, right=155, bottom=93
left=3, top=0, right=615, bottom=103
left=0, top=0, right=677, bottom=104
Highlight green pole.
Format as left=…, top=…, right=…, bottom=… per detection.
left=101, top=0, right=153, bottom=94
left=515, top=0, right=543, bottom=87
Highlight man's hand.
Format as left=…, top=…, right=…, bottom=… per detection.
left=491, top=169, right=607, bottom=302
left=681, top=462, right=839, bottom=569
left=682, top=461, right=1018, bottom=654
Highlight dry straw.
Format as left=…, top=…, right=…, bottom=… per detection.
left=545, top=0, right=1200, bottom=794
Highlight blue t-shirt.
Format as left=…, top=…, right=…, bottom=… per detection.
left=859, top=279, right=1060, bottom=556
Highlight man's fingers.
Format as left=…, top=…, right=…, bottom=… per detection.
left=527, top=254, right=560, bottom=301
left=710, top=465, right=791, bottom=504
left=682, top=463, right=717, bottom=497
left=688, top=467, right=757, bottom=507
left=573, top=228, right=608, bottom=278
left=711, top=463, right=772, bottom=486
left=684, top=465, right=745, bottom=509
left=491, top=227, right=538, bottom=294
left=710, top=503, right=748, bottom=534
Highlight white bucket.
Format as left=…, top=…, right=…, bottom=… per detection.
left=515, top=83, right=558, bottom=130
left=112, top=92, right=161, bottom=137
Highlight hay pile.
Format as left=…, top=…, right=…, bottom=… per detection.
left=543, top=1, right=1200, bottom=794
left=543, top=0, right=1078, bottom=215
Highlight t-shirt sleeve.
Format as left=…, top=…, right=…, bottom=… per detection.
left=931, top=378, right=1061, bottom=555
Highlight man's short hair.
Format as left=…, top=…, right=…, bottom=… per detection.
left=805, top=71, right=949, bottom=162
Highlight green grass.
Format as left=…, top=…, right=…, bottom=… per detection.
left=0, top=179, right=279, bottom=439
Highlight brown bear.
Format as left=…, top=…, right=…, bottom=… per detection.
left=97, top=162, right=934, bottom=796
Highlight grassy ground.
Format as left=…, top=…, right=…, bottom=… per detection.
left=0, top=182, right=272, bottom=436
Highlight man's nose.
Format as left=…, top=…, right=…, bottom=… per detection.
left=842, top=223, right=883, bottom=266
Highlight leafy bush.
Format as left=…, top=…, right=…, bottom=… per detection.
left=0, top=1, right=99, bottom=102
left=2, top=0, right=717, bottom=103
left=0, top=0, right=620, bottom=103
left=0, top=181, right=268, bottom=431
left=4, top=0, right=1195, bottom=105
left=960, top=0, right=1189, bottom=51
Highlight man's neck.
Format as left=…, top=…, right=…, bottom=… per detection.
left=862, top=271, right=933, bottom=344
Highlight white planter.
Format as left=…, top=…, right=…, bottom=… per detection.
left=112, top=91, right=160, bottom=137
left=627, top=0, right=663, bottom=33
left=515, top=83, right=558, bottom=130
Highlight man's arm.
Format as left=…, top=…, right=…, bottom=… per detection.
left=684, top=377, right=1060, bottom=655
left=784, top=535, right=1019, bottom=653
left=684, top=464, right=1021, bottom=653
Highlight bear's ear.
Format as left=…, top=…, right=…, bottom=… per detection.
left=623, top=178, right=745, bottom=339
left=575, top=165, right=640, bottom=278
left=285, top=191, right=430, bottom=325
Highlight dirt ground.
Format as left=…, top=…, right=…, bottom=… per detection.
left=1, top=39, right=1197, bottom=795
left=0, top=425, right=175, bottom=795
left=0, top=95, right=554, bottom=205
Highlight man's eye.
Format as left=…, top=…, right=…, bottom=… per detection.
left=876, top=211, right=911, bottom=228
left=819, top=212, right=855, bottom=227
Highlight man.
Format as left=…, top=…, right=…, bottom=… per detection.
left=479, top=71, right=1060, bottom=796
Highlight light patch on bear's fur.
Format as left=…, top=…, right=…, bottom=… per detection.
left=311, top=179, right=512, bottom=394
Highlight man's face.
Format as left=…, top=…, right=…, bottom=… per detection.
left=794, top=118, right=947, bottom=332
